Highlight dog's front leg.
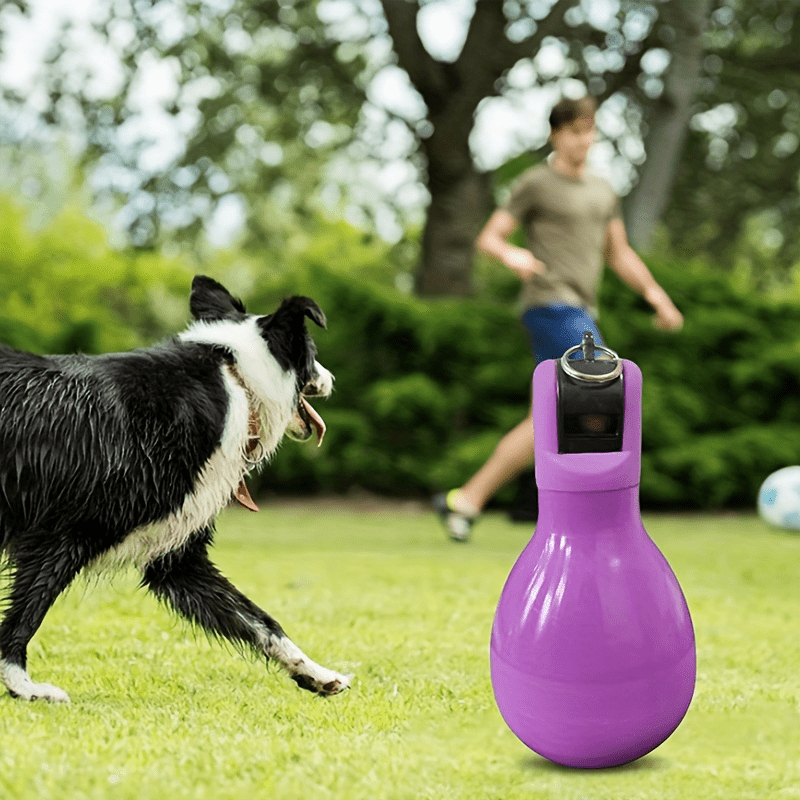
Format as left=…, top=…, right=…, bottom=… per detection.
left=140, top=527, right=351, bottom=696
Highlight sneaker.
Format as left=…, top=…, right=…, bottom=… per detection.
left=432, top=491, right=478, bottom=542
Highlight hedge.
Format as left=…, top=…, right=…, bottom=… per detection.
left=2, top=195, right=799, bottom=509
left=245, top=254, right=800, bottom=510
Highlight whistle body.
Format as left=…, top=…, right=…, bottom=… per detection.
left=490, top=359, right=695, bottom=768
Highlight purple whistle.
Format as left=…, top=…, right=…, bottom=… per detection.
left=490, top=334, right=695, bottom=768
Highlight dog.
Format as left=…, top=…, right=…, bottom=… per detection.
left=0, top=275, right=351, bottom=702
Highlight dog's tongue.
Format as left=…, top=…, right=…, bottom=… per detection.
left=301, top=395, right=326, bottom=446
left=234, top=481, right=259, bottom=512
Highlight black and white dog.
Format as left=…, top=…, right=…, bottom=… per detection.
left=0, top=276, right=350, bottom=702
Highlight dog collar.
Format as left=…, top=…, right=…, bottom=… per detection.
left=226, top=364, right=264, bottom=512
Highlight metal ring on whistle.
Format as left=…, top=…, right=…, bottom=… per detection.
left=560, top=332, right=622, bottom=383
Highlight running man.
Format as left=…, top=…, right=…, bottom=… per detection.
left=434, top=95, right=683, bottom=541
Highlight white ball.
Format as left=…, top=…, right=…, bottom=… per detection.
left=758, top=466, right=800, bottom=531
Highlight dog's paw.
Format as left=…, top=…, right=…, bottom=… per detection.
left=270, top=636, right=352, bottom=696
left=19, top=682, right=71, bottom=703
left=290, top=666, right=353, bottom=696
left=1, top=663, right=70, bottom=703
left=318, top=670, right=353, bottom=696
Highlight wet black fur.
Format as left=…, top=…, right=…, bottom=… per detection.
left=0, top=276, right=328, bottom=695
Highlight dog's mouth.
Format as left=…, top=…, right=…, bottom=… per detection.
left=295, top=394, right=326, bottom=446
left=234, top=395, right=326, bottom=513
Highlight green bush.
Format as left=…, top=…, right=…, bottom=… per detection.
left=246, top=259, right=531, bottom=499
left=599, top=259, right=800, bottom=507
left=2, top=194, right=799, bottom=510
left=0, top=195, right=193, bottom=354
left=246, top=245, right=800, bottom=510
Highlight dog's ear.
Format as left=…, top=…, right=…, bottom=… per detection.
left=190, top=275, right=247, bottom=322
left=259, top=297, right=327, bottom=334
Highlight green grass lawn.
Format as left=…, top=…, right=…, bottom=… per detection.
left=2, top=504, right=799, bottom=800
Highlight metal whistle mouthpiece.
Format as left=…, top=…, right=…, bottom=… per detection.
left=560, top=332, right=622, bottom=383
left=557, top=331, right=624, bottom=454
left=581, top=331, right=596, bottom=362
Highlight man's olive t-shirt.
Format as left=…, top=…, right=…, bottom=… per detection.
left=502, top=161, right=621, bottom=315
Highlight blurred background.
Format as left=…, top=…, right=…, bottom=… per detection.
left=1, top=0, right=799, bottom=511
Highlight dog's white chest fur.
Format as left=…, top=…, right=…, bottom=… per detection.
left=91, top=373, right=251, bottom=571
left=92, top=320, right=298, bottom=574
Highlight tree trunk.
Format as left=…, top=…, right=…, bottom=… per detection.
left=624, top=0, right=711, bottom=251
left=380, top=0, right=576, bottom=297
left=381, top=0, right=564, bottom=296
left=416, top=142, right=492, bottom=297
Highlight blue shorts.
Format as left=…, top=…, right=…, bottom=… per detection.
left=521, top=304, right=603, bottom=365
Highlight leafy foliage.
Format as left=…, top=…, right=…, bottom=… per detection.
left=665, top=0, right=800, bottom=280
left=246, top=246, right=800, bottom=510
left=0, top=0, right=368, bottom=250
left=0, top=194, right=193, bottom=353
left=3, top=0, right=798, bottom=294
left=600, top=262, right=800, bottom=507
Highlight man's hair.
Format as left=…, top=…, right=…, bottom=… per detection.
left=549, top=95, right=597, bottom=131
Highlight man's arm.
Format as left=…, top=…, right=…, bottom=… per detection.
left=604, top=218, right=684, bottom=331
left=476, top=210, right=546, bottom=281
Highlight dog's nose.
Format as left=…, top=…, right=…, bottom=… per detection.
left=302, top=381, right=324, bottom=397
left=303, top=363, right=333, bottom=398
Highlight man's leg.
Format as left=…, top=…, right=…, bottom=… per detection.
left=458, top=413, right=534, bottom=514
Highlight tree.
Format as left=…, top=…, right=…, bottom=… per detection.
left=380, top=0, right=718, bottom=295
left=380, top=0, right=579, bottom=295
left=0, top=0, right=368, bottom=251
left=663, top=0, right=800, bottom=282
left=622, top=0, right=712, bottom=251
left=5, top=0, right=770, bottom=294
